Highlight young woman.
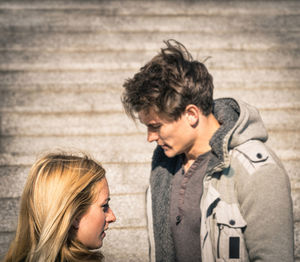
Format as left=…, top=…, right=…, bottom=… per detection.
left=4, top=153, right=116, bottom=262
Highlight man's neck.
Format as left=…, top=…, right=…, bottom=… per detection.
left=184, top=113, right=220, bottom=169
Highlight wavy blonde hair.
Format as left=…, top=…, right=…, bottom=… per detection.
left=4, top=153, right=106, bottom=262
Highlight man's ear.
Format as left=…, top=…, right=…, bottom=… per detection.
left=185, top=105, right=200, bottom=127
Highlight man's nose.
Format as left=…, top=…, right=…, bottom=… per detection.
left=147, top=131, right=159, bottom=143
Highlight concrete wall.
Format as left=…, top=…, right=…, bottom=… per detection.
left=0, top=0, right=299, bottom=261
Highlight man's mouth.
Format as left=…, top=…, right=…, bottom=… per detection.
left=160, top=144, right=171, bottom=150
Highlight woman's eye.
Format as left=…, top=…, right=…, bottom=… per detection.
left=102, top=204, right=109, bottom=213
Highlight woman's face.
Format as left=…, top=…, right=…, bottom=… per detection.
left=76, top=178, right=116, bottom=249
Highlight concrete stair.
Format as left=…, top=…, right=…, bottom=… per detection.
left=0, top=1, right=299, bottom=261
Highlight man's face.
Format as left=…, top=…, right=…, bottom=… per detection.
left=138, top=108, right=196, bottom=158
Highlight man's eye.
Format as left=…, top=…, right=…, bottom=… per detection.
left=149, top=125, right=161, bottom=131
left=102, top=204, right=109, bottom=212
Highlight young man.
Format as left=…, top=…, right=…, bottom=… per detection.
left=121, top=40, right=294, bottom=262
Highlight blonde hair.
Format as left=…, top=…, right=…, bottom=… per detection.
left=4, top=153, right=106, bottom=262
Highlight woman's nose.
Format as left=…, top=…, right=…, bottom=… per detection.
left=107, top=208, right=116, bottom=223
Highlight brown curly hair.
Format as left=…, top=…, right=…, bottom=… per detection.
left=121, top=39, right=214, bottom=120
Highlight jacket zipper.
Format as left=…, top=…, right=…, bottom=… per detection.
left=217, top=224, right=224, bottom=258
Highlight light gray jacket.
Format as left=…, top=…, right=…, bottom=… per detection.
left=147, top=98, right=294, bottom=262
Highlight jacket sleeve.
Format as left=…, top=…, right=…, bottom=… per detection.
left=233, top=143, right=294, bottom=262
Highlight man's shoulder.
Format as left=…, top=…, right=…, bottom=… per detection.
left=230, top=140, right=281, bottom=175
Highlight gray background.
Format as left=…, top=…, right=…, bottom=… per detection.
left=0, top=0, right=299, bottom=261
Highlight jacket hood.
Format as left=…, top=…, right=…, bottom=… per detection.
left=209, top=97, right=268, bottom=170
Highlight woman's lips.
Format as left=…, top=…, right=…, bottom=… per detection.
left=101, top=227, right=108, bottom=239
left=100, top=230, right=106, bottom=240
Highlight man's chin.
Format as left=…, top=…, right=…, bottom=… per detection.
left=163, top=148, right=176, bottom=158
